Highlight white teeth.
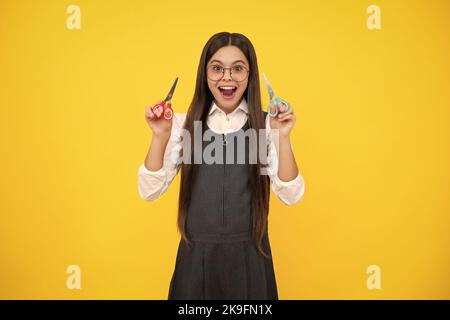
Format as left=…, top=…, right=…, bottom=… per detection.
left=219, top=86, right=236, bottom=90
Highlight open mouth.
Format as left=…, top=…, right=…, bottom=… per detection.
left=218, top=86, right=237, bottom=100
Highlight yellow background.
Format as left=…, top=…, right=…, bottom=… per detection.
left=0, top=0, right=449, bottom=299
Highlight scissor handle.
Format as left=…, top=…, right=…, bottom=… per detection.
left=275, top=97, right=289, bottom=113
left=267, top=97, right=290, bottom=117
left=267, top=101, right=278, bottom=117
left=152, top=101, right=164, bottom=113
left=151, top=100, right=172, bottom=120
left=163, top=102, right=173, bottom=120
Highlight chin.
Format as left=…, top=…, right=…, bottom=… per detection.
left=214, top=92, right=244, bottom=111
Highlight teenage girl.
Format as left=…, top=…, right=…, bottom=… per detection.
left=138, top=32, right=305, bottom=299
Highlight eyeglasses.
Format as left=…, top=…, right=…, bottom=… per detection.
left=207, top=64, right=249, bottom=82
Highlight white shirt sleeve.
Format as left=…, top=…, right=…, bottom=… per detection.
left=138, top=113, right=186, bottom=201
left=265, top=114, right=305, bottom=206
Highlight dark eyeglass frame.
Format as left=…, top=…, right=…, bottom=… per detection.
left=207, top=65, right=250, bottom=82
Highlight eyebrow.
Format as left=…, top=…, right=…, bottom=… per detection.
left=208, top=59, right=247, bottom=66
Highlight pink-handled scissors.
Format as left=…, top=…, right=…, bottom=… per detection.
left=152, top=77, right=178, bottom=120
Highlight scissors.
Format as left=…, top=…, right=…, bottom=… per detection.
left=262, top=73, right=290, bottom=117
left=152, top=77, right=178, bottom=120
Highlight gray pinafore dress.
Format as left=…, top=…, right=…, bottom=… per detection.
left=168, top=111, right=278, bottom=300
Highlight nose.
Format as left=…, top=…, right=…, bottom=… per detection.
left=222, top=68, right=232, bottom=81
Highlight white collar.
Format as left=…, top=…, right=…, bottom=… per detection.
left=208, top=98, right=249, bottom=116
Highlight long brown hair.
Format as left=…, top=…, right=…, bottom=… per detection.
left=177, top=32, right=271, bottom=258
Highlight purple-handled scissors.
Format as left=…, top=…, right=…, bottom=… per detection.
left=263, top=73, right=290, bottom=117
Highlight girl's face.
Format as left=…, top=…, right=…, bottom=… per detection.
left=206, top=45, right=249, bottom=113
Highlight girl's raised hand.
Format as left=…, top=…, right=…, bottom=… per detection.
left=269, top=102, right=296, bottom=137
left=145, top=102, right=173, bottom=137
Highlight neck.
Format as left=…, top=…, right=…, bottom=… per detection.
left=215, top=98, right=242, bottom=115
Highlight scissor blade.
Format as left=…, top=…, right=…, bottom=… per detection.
left=164, top=77, right=179, bottom=101
left=262, top=73, right=275, bottom=99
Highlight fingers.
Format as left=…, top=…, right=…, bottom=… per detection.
left=145, top=103, right=164, bottom=120
left=153, top=105, right=164, bottom=118
left=277, top=113, right=295, bottom=122
left=146, top=105, right=156, bottom=120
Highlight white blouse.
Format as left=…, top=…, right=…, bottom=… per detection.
left=138, top=98, right=305, bottom=206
